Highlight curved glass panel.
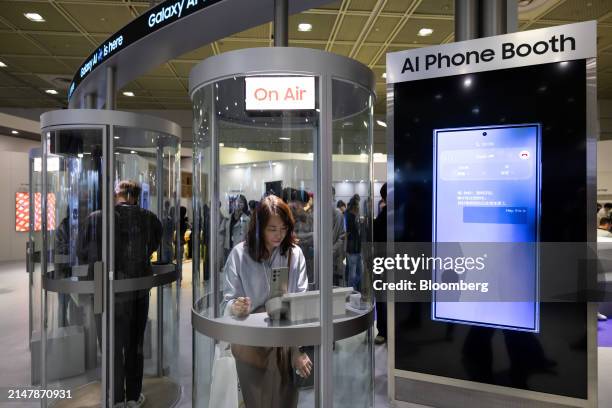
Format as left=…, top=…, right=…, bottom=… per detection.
left=111, top=126, right=181, bottom=406
left=43, top=127, right=104, bottom=404
left=192, top=75, right=320, bottom=407
left=331, top=79, right=374, bottom=407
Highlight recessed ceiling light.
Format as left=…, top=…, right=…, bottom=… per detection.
left=253, top=164, right=257, bottom=167
left=123, top=91, right=135, bottom=97
left=45, top=89, right=58, bottom=95
left=363, top=121, right=368, bottom=128
left=219, top=143, right=224, bottom=147
left=238, top=147, right=247, bottom=152
left=130, top=150, right=136, bottom=154
left=417, top=27, right=434, bottom=37
left=11, top=130, right=19, bottom=135
left=24, top=13, right=45, bottom=22
left=376, top=120, right=387, bottom=128
left=279, top=137, right=291, bottom=141
left=463, top=77, right=472, bottom=88
left=298, top=23, right=312, bottom=32
left=0, top=61, right=6, bottom=68
left=382, top=72, right=386, bottom=79
left=235, top=165, right=240, bottom=169
left=77, top=153, right=84, bottom=158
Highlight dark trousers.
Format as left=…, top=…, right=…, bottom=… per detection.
left=376, top=301, right=387, bottom=338
left=114, top=293, right=149, bottom=403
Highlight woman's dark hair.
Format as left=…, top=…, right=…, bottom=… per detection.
left=245, top=195, right=297, bottom=262
left=336, top=200, right=346, bottom=209
left=234, top=194, right=249, bottom=215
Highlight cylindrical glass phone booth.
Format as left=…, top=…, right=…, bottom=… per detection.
left=190, top=47, right=376, bottom=408
left=38, top=110, right=182, bottom=408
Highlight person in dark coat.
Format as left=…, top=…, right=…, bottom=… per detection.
left=373, top=183, right=387, bottom=344
left=79, top=180, right=161, bottom=407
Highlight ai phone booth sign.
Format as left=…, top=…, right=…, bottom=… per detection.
left=245, top=76, right=315, bottom=111
left=387, top=18, right=597, bottom=405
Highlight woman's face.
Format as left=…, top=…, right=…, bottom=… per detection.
left=264, top=214, right=288, bottom=249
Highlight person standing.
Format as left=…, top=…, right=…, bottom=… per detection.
left=79, top=180, right=162, bottom=408
left=345, top=197, right=362, bottom=291
left=373, top=183, right=387, bottom=344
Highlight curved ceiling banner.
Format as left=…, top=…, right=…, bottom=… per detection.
left=68, top=0, right=331, bottom=108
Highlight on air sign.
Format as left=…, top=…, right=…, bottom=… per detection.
left=245, top=76, right=315, bottom=110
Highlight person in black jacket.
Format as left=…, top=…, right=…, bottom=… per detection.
left=345, top=197, right=362, bottom=291
left=79, top=180, right=162, bottom=408
left=373, top=183, right=387, bottom=344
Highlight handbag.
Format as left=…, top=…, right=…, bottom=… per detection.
left=209, top=342, right=239, bottom=408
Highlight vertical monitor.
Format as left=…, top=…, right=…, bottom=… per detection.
left=432, top=124, right=540, bottom=332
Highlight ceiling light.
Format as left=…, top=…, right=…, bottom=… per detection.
left=45, top=89, right=58, bottom=95
left=360, top=153, right=368, bottom=158
left=219, top=143, right=224, bottom=147
left=238, top=147, right=247, bottom=152
left=130, top=150, right=136, bottom=154
left=298, top=23, right=312, bottom=32
left=235, top=165, right=240, bottom=169
left=253, top=164, right=257, bottom=167
left=382, top=72, right=386, bottom=79
left=463, top=77, right=472, bottom=88
left=0, top=61, right=6, bottom=68
left=560, top=61, right=569, bottom=67
left=376, top=120, right=387, bottom=128
left=123, top=91, right=135, bottom=97
left=24, top=13, right=45, bottom=22
left=114, top=136, right=120, bottom=139
left=11, top=130, right=19, bottom=135
left=77, top=153, right=83, bottom=158
left=417, top=28, right=434, bottom=37
left=279, top=137, right=291, bottom=141
left=363, top=121, right=368, bottom=128
left=272, top=162, right=278, bottom=166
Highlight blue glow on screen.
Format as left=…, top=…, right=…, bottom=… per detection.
left=432, top=124, right=540, bottom=332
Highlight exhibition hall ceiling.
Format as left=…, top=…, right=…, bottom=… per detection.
left=1, top=0, right=612, bottom=137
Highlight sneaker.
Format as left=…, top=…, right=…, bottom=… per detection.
left=127, top=394, right=145, bottom=408
left=375, top=335, right=386, bottom=345
left=598, top=312, right=608, bottom=321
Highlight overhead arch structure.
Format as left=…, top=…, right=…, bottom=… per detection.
left=68, top=0, right=330, bottom=109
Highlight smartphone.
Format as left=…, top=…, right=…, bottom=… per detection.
left=432, top=123, right=541, bottom=332
left=269, top=266, right=289, bottom=299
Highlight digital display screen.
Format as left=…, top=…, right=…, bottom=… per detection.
left=432, top=124, right=540, bottom=332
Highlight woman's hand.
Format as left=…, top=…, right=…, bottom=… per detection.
left=231, top=297, right=251, bottom=317
left=292, top=351, right=313, bottom=378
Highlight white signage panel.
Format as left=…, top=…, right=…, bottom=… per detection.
left=245, top=76, right=315, bottom=110
left=387, top=20, right=596, bottom=84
